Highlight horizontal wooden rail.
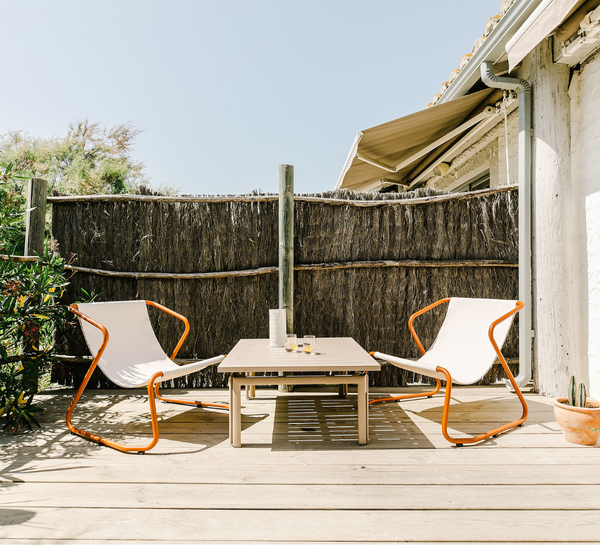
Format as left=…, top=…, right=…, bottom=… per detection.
left=65, top=264, right=279, bottom=279
left=49, top=354, right=518, bottom=366
left=0, top=254, right=42, bottom=262
left=64, top=259, right=517, bottom=280
left=48, top=185, right=517, bottom=207
left=1, top=354, right=210, bottom=366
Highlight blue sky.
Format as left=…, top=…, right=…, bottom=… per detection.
left=1, top=0, right=500, bottom=195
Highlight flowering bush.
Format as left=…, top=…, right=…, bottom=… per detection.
left=0, top=161, right=69, bottom=433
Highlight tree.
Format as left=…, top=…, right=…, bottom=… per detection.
left=0, top=120, right=150, bottom=195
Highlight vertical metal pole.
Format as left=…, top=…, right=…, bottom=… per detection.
left=479, top=63, right=532, bottom=390
left=517, top=86, right=533, bottom=390
left=25, top=178, right=48, bottom=256
left=278, top=165, right=294, bottom=393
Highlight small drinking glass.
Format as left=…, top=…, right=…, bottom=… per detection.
left=285, top=333, right=298, bottom=353
left=303, top=335, right=316, bottom=354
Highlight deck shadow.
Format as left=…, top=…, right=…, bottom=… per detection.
left=0, top=391, right=266, bottom=475
left=399, top=394, right=557, bottom=440
left=270, top=394, right=435, bottom=450
left=0, top=509, right=36, bottom=526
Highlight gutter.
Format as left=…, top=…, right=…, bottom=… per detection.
left=480, top=61, right=532, bottom=390
left=438, top=0, right=543, bottom=105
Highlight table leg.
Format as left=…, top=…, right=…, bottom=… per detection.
left=338, top=371, right=348, bottom=398
left=231, top=375, right=243, bottom=447
left=357, top=374, right=368, bottom=445
left=245, top=372, right=256, bottom=399
left=366, top=374, right=370, bottom=443
left=228, top=375, right=233, bottom=444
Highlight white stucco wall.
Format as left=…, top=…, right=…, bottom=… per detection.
left=578, top=50, right=600, bottom=398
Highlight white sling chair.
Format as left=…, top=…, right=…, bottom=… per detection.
left=67, top=300, right=227, bottom=453
left=370, top=297, right=528, bottom=446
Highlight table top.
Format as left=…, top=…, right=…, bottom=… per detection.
left=217, top=337, right=380, bottom=373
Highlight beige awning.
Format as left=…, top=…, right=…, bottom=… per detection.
left=335, top=89, right=493, bottom=192
left=506, top=0, right=588, bottom=71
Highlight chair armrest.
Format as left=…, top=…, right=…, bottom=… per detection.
left=408, top=298, right=451, bottom=356
left=145, top=301, right=190, bottom=360
left=69, top=303, right=110, bottom=366
left=488, top=300, right=524, bottom=358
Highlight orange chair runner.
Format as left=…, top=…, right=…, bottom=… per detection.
left=370, top=297, right=528, bottom=446
left=67, top=300, right=227, bottom=453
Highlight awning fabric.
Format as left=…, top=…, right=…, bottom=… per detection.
left=335, top=89, right=493, bottom=192
left=506, top=0, right=587, bottom=71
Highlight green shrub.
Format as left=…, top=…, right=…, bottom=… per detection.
left=0, top=162, right=69, bottom=433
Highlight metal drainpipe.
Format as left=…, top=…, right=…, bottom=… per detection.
left=480, top=61, right=532, bottom=390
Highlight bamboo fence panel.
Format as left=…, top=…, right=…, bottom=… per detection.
left=50, top=186, right=519, bottom=389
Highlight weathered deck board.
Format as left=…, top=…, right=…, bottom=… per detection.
left=2, top=543, right=600, bottom=545
left=1, top=386, right=599, bottom=543
left=1, top=508, right=600, bottom=541
left=4, top=483, right=600, bottom=510
left=4, top=462, right=600, bottom=484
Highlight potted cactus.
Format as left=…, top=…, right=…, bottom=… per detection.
left=554, top=376, right=600, bottom=445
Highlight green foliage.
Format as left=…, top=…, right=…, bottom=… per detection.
left=0, top=161, right=29, bottom=255
left=0, top=162, right=70, bottom=433
left=0, top=120, right=150, bottom=195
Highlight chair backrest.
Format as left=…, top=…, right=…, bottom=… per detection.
left=420, top=297, right=518, bottom=385
left=77, top=301, right=169, bottom=388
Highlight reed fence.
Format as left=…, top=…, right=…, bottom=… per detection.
left=50, top=185, right=519, bottom=389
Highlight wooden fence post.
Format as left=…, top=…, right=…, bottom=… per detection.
left=25, top=178, right=48, bottom=256
left=24, top=178, right=47, bottom=354
left=279, top=165, right=294, bottom=393
left=279, top=165, right=294, bottom=332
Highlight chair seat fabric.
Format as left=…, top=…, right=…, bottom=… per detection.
left=96, top=356, right=224, bottom=388
left=375, top=298, right=518, bottom=385
left=372, top=353, right=446, bottom=381
left=77, top=300, right=219, bottom=388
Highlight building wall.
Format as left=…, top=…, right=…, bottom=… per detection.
left=529, top=39, right=576, bottom=397
left=577, top=50, right=600, bottom=398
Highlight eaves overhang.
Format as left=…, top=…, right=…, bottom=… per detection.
left=438, top=0, right=544, bottom=104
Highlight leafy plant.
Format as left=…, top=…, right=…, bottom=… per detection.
left=0, top=161, right=70, bottom=433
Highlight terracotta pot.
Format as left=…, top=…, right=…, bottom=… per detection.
left=554, top=397, right=600, bottom=446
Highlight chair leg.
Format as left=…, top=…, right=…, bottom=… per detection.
left=369, top=379, right=441, bottom=405
left=437, top=366, right=528, bottom=446
left=154, top=382, right=229, bottom=410
left=67, top=371, right=164, bottom=454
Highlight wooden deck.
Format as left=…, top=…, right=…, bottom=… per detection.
left=1, top=384, right=599, bottom=544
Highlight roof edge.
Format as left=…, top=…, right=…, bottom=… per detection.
left=438, top=0, right=543, bottom=104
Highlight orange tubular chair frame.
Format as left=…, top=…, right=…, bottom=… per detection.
left=66, top=301, right=227, bottom=454
left=370, top=299, right=528, bottom=446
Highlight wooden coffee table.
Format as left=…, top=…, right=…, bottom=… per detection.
left=217, top=338, right=380, bottom=447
